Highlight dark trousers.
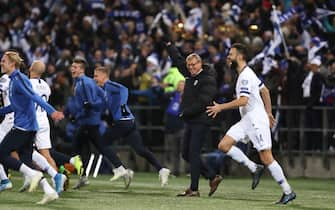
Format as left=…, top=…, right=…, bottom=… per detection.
left=72, top=124, right=105, bottom=167
left=0, top=128, right=36, bottom=171
left=102, top=120, right=163, bottom=171
left=182, top=123, right=215, bottom=191
left=50, top=149, right=71, bottom=166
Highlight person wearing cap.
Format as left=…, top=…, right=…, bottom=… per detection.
left=302, top=57, right=324, bottom=150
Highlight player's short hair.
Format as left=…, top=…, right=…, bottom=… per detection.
left=4, top=50, right=24, bottom=69
left=31, top=60, right=46, bottom=75
left=72, top=56, right=88, bottom=69
left=231, top=43, right=248, bottom=60
left=95, top=66, right=110, bottom=77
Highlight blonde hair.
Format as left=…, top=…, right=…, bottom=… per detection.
left=4, top=51, right=24, bottom=69
left=186, top=53, right=202, bottom=63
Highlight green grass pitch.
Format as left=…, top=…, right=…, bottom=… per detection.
left=1, top=172, right=334, bottom=210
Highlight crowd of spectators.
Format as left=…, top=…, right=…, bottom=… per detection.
left=1, top=0, right=335, bottom=151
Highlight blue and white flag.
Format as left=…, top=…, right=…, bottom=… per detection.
left=316, top=8, right=335, bottom=19
left=278, top=5, right=304, bottom=24
left=308, top=36, right=328, bottom=62
left=184, top=7, right=202, bottom=37
left=88, top=0, right=105, bottom=10
left=248, top=6, right=287, bottom=74
left=271, top=6, right=288, bottom=56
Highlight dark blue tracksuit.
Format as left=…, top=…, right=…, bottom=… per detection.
left=101, top=80, right=163, bottom=171
left=71, top=75, right=105, bottom=166
left=0, top=69, right=56, bottom=170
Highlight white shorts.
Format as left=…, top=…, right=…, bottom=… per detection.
left=226, top=112, right=272, bottom=151
left=0, top=118, right=14, bottom=143
left=34, top=123, right=52, bottom=150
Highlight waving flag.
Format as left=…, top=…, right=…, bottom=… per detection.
left=316, top=8, right=335, bottom=19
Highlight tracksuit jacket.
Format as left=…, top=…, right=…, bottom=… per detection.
left=101, top=80, right=134, bottom=122
left=0, top=69, right=55, bottom=131
left=73, top=75, right=104, bottom=125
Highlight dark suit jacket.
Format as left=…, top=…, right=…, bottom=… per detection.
left=166, top=44, right=217, bottom=125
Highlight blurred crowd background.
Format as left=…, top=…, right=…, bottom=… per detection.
left=1, top=0, right=335, bottom=155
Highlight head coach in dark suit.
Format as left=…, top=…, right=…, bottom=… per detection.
left=165, top=42, right=222, bottom=197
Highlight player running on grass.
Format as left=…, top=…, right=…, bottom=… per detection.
left=207, top=43, right=296, bottom=204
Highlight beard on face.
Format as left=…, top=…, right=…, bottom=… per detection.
left=230, top=60, right=238, bottom=71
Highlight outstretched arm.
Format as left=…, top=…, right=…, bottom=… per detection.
left=206, top=96, right=248, bottom=118
left=0, top=105, right=13, bottom=115
left=165, top=43, right=189, bottom=76
left=18, top=78, right=64, bottom=121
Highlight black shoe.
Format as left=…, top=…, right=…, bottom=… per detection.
left=276, top=191, right=296, bottom=204
left=208, top=175, right=223, bottom=196
left=177, top=188, right=200, bottom=197
left=251, top=164, right=264, bottom=190
left=276, top=191, right=297, bottom=204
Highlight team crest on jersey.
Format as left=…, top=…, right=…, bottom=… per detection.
left=193, top=80, right=198, bottom=86
left=241, top=79, right=248, bottom=85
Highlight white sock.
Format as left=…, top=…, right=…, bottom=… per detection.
left=115, top=165, right=126, bottom=174
left=19, top=163, right=36, bottom=177
left=0, top=164, right=8, bottom=180
left=268, top=160, right=292, bottom=194
left=32, top=151, right=57, bottom=178
left=227, top=146, right=257, bottom=173
left=39, top=177, right=56, bottom=194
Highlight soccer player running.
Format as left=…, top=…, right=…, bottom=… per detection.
left=0, top=64, right=66, bottom=197
left=93, top=66, right=170, bottom=187
left=206, top=43, right=296, bottom=204
left=28, top=60, right=67, bottom=194
left=0, top=73, right=14, bottom=191
left=0, top=51, right=64, bottom=203
left=69, top=57, right=132, bottom=189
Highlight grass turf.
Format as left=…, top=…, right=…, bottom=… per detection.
left=0, top=172, right=334, bottom=210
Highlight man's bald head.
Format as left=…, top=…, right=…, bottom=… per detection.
left=29, top=60, right=46, bottom=76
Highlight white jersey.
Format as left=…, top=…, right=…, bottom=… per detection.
left=30, top=78, right=51, bottom=124
left=236, top=66, right=267, bottom=118
left=30, top=78, right=52, bottom=149
left=0, top=74, right=14, bottom=142
left=0, top=74, right=11, bottom=107
left=227, top=66, right=272, bottom=151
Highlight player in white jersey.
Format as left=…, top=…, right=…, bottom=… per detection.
left=0, top=60, right=60, bottom=204
left=30, top=62, right=55, bottom=167
left=0, top=74, right=14, bottom=191
left=27, top=60, right=67, bottom=195
left=207, top=43, right=296, bottom=204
